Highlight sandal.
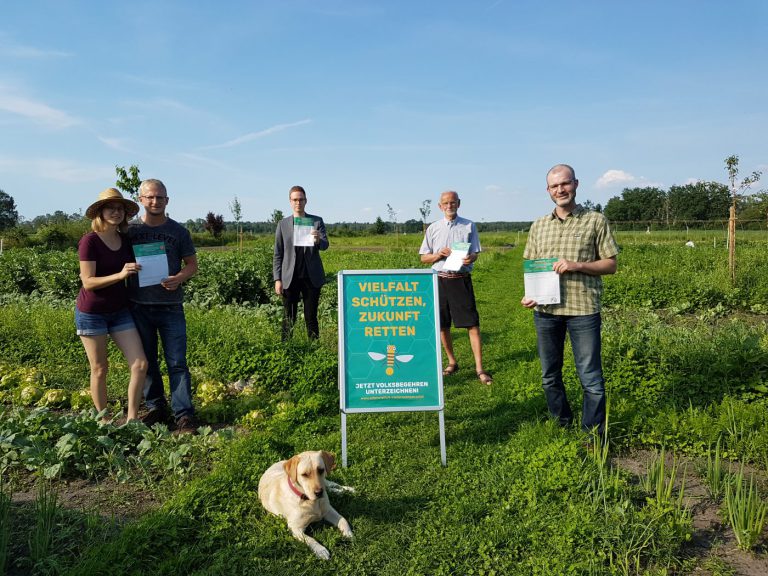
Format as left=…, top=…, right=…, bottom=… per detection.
left=477, top=371, right=493, bottom=385
left=442, top=363, right=459, bottom=376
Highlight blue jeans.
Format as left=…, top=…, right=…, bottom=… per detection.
left=533, top=311, right=605, bottom=436
left=131, top=303, right=194, bottom=419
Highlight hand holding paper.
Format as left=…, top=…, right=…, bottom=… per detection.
left=293, top=217, right=316, bottom=247
left=443, top=242, right=471, bottom=272
left=133, top=242, right=169, bottom=287
left=523, top=258, right=560, bottom=305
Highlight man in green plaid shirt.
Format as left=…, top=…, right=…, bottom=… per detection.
left=521, top=164, right=619, bottom=440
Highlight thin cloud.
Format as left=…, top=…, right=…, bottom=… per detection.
left=97, top=136, right=135, bottom=153
left=122, top=97, right=199, bottom=115
left=0, top=155, right=110, bottom=183
left=0, top=88, right=78, bottom=129
left=176, top=152, right=233, bottom=171
left=0, top=35, right=71, bottom=59
left=200, top=119, right=312, bottom=151
left=117, top=73, right=199, bottom=91
left=36, top=160, right=110, bottom=183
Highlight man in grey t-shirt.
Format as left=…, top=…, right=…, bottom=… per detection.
left=128, top=179, right=198, bottom=434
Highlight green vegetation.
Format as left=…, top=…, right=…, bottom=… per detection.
left=725, top=466, right=767, bottom=551
left=0, top=232, right=766, bottom=574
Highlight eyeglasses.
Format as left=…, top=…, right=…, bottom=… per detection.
left=289, top=197, right=307, bottom=203
left=141, top=195, right=168, bottom=202
left=548, top=180, right=575, bottom=190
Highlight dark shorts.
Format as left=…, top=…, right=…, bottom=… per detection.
left=438, top=275, right=480, bottom=329
left=75, top=307, right=135, bottom=336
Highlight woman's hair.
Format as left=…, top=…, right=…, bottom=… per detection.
left=91, top=212, right=129, bottom=233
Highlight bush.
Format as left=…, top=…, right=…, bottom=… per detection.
left=0, top=242, right=276, bottom=306
left=186, top=248, right=272, bottom=306
left=0, top=248, right=80, bottom=299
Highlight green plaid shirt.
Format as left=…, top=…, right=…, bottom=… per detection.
left=523, top=205, right=619, bottom=315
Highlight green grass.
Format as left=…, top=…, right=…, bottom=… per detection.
left=0, top=234, right=767, bottom=574
left=61, top=244, right=704, bottom=575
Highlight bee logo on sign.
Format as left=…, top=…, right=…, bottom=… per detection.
left=368, top=345, right=414, bottom=376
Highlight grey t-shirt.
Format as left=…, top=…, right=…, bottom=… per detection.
left=127, top=218, right=196, bottom=305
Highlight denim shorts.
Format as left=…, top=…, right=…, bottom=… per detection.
left=75, top=307, right=136, bottom=336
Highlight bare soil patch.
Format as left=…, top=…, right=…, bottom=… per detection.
left=10, top=474, right=162, bottom=521
left=614, top=449, right=768, bottom=575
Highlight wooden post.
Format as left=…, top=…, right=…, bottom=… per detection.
left=728, top=204, right=736, bottom=284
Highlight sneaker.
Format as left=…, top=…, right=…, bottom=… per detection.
left=141, top=406, right=170, bottom=427
left=174, top=415, right=198, bottom=435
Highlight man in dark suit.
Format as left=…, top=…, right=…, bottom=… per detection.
left=273, top=185, right=329, bottom=339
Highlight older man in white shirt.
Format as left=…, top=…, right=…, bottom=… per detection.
left=419, top=190, right=492, bottom=385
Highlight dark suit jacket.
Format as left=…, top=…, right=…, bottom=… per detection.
left=273, top=214, right=329, bottom=289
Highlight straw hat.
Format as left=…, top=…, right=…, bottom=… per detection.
left=85, top=188, right=140, bottom=219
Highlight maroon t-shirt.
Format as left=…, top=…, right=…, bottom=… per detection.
left=76, top=232, right=134, bottom=314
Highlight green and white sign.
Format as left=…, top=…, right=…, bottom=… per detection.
left=338, top=269, right=443, bottom=412
left=337, top=268, right=446, bottom=466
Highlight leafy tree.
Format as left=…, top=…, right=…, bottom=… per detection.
left=602, top=196, right=625, bottom=221
left=372, top=216, right=387, bottom=235
left=184, top=218, right=209, bottom=233
left=724, top=155, right=762, bottom=283
left=270, top=209, right=284, bottom=229
left=725, top=155, right=762, bottom=208
left=386, top=203, right=399, bottom=234
left=204, top=212, right=225, bottom=238
left=739, top=191, right=768, bottom=222
left=0, top=190, right=19, bottom=231
left=581, top=199, right=603, bottom=213
left=668, top=182, right=729, bottom=222
left=230, top=196, right=242, bottom=226
left=603, top=187, right=665, bottom=222
left=31, top=211, right=83, bottom=228
left=115, top=165, right=141, bottom=201
left=403, top=219, right=422, bottom=233
left=1, top=225, right=29, bottom=247
left=230, top=196, right=243, bottom=250
left=36, top=226, right=71, bottom=249
left=419, top=199, right=431, bottom=231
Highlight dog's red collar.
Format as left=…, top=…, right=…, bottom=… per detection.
left=287, top=477, right=308, bottom=500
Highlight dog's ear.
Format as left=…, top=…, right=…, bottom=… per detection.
left=320, top=451, right=336, bottom=472
left=283, top=455, right=300, bottom=482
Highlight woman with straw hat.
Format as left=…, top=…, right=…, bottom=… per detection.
left=76, top=188, right=148, bottom=422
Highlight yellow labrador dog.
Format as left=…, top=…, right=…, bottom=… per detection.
left=258, top=450, right=354, bottom=559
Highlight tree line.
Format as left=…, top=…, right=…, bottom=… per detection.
left=603, top=181, right=768, bottom=224
left=3, top=158, right=765, bottom=249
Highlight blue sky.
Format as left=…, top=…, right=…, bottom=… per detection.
left=1, top=1, right=766, bottom=225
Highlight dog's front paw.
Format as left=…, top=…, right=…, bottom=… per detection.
left=326, top=481, right=356, bottom=494
left=339, top=518, right=354, bottom=539
left=310, top=543, right=331, bottom=560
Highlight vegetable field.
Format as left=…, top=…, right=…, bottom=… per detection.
left=1, top=231, right=767, bottom=575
